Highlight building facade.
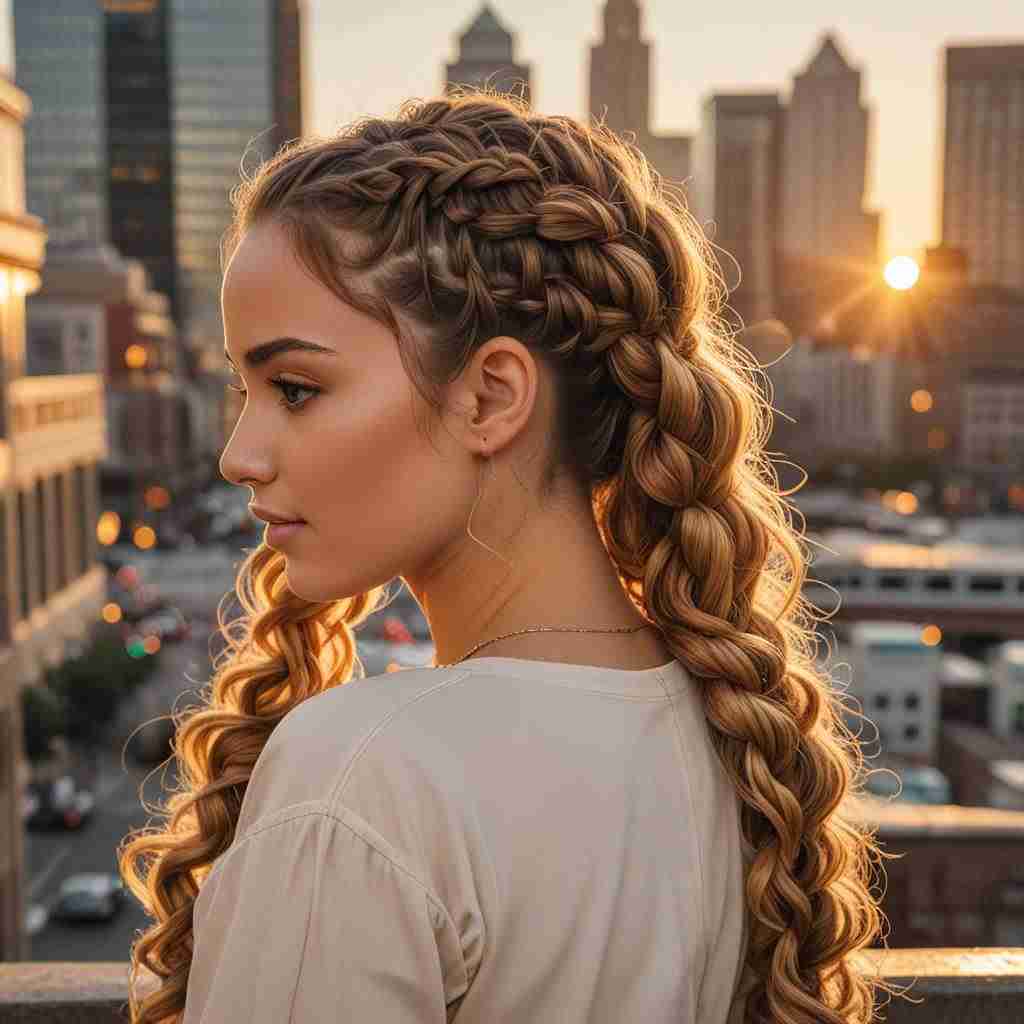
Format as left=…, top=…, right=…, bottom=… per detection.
left=692, top=93, right=783, bottom=328
left=445, top=4, right=532, bottom=108
left=0, top=71, right=108, bottom=962
left=588, top=0, right=689, bottom=197
left=15, top=0, right=305, bottom=345
left=170, top=0, right=303, bottom=341
left=777, top=33, right=880, bottom=337
left=941, top=44, right=1024, bottom=293
left=13, top=0, right=107, bottom=245
left=106, top=2, right=176, bottom=314
left=780, top=34, right=878, bottom=268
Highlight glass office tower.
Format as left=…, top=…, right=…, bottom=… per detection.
left=15, top=0, right=303, bottom=337
left=14, top=0, right=107, bottom=244
left=106, top=2, right=177, bottom=313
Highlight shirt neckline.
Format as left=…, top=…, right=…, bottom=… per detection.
left=447, top=655, right=688, bottom=695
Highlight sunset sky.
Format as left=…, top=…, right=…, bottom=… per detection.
left=2, top=1, right=1020, bottom=260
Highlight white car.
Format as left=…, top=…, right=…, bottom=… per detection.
left=51, top=873, right=126, bottom=922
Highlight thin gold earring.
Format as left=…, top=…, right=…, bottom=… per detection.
left=466, top=434, right=512, bottom=568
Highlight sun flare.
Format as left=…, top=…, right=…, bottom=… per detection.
left=884, top=256, right=920, bottom=290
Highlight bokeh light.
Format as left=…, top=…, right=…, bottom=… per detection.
left=884, top=256, right=920, bottom=290
left=144, top=485, right=171, bottom=510
left=133, top=525, right=157, bottom=549
left=97, top=510, right=122, bottom=546
left=910, top=389, right=933, bottom=412
left=921, top=625, right=943, bottom=647
left=124, top=344, right=148, bottom=369
left=101, top=602, right=123, bottom=623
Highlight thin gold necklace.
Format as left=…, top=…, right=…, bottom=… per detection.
left=435, top=623, right=653, bottom=669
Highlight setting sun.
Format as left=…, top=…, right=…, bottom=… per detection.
left=884, top=256, right=920, bottom=290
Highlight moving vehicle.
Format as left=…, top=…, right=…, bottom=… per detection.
left=25, top=776, right=95, bottom=831
left=50, top=873, right=126, bottom=923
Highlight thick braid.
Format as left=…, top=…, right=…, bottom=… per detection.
left=339, top=144, right=858, bottom=1020
left=116, top=92, right=906, bottom=1024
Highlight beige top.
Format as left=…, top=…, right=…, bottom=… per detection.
left=184, top=656, right=756, bottom=1023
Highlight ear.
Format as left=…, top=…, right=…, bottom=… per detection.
left=451, top=336, right=542, bottom=457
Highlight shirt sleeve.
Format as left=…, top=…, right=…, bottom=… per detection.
left=183, top=801, right=467, bottom=1022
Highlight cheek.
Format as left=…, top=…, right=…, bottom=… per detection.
left=298, top=397, right=458, bottom=543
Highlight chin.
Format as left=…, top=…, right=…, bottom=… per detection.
left=282, top=567, right=375, bottom=606
left=281, top=567, right=341, bottom=604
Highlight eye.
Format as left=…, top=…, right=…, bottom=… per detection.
left=226, top=374, right=320, bottom=413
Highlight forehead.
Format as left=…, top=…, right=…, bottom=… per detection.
left=222, top=219, right=365, bottom=348
left=223, top=220, right=314, bottom=300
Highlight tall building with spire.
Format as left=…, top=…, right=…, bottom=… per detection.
left=780, top=33, right=879, bottom=268
left=941, top=43, right=1024, bottom=292
left=776, top=32, right=880, bottom=338
left=445, top=4, right=531, bottom=107
left=588, top=0, right=689, bottom=195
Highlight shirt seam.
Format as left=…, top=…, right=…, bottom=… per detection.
left=443, top=668, right=673, bottom=698
left=221, top=802, right=462, bottom=943
left=327, top=668, right=475, bottom=808
left=295, top=808, right=466, bottom=1021
left=655, top=666, right=710, bottom=997
left=206, top=802, right=469, bottom=1013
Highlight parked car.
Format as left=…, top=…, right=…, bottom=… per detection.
left=50, top=873, right=126, bottom=923
left=25, top=776, right=95, bottom=831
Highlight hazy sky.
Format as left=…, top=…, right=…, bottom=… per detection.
left=2, top=2, right=1021, bottom=258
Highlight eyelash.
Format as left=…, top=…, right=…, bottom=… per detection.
left=227, top=375, right=320, bottom=413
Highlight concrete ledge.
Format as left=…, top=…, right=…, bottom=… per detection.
left=1, top=950, right=1023, bottom=1020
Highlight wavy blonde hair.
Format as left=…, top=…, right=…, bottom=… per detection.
left=118, top=89, right=908, bottom=1023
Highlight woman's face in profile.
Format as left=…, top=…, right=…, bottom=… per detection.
left=218, top=219, right=469, bottom=603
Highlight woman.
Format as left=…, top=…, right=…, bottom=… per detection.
left=118, top=90, right=903, bottom=1023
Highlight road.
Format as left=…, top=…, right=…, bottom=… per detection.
left=24, top=620, right=221, bottom=961
left=22, top=576, right=429, bottom=960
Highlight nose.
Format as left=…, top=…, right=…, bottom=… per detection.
left=219, top=422, right=274, bottom=487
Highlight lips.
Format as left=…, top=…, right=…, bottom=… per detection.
left=249, top=504, right=306, bottom=526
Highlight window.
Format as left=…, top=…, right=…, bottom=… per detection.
left=969, top=575, right=1005, bottom=593
left=874, top=694, right=890, bottom=710
left=905, top=693, right=920, bottom=710
left=878, top=574, right=908, bottom=590
left=904, top=724, right=920, bottom=741
left=924, top=574, right=953, bottom=591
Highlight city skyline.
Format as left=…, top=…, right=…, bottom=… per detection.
left=0, top=1, right=1019, bottom=259
left=301, top=1, right=1020, bottom=261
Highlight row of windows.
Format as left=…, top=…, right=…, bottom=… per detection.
left=870, top=692, right=921, bottom=711
left=12, top=466, right=96, bottom=625
left=818, top=571, right=1024, bottom=594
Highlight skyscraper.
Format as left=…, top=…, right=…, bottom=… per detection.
left=780, top=34, right=878, bottom=269
left=15, top=0, right=305, bottom=340
left=776, top=32, right=880, bottom=340
left=106, top=2, right=176, bottom=311
left=692, top=93, right=784, bottom=328
left=445, top=4, right=532, bottom=107
left=14, top=0, right=107, bottom=245
left=588, top=0, right=689, bottom=194
left=941, top=44, right=1024, bottom=292
left=171, top=0, right=303, bottom=340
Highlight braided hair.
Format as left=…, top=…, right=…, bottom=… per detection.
left=118, top=89, right=904, bottom=1024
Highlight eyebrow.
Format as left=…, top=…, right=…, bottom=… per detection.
left=223, top=337, right=338, bottom=369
